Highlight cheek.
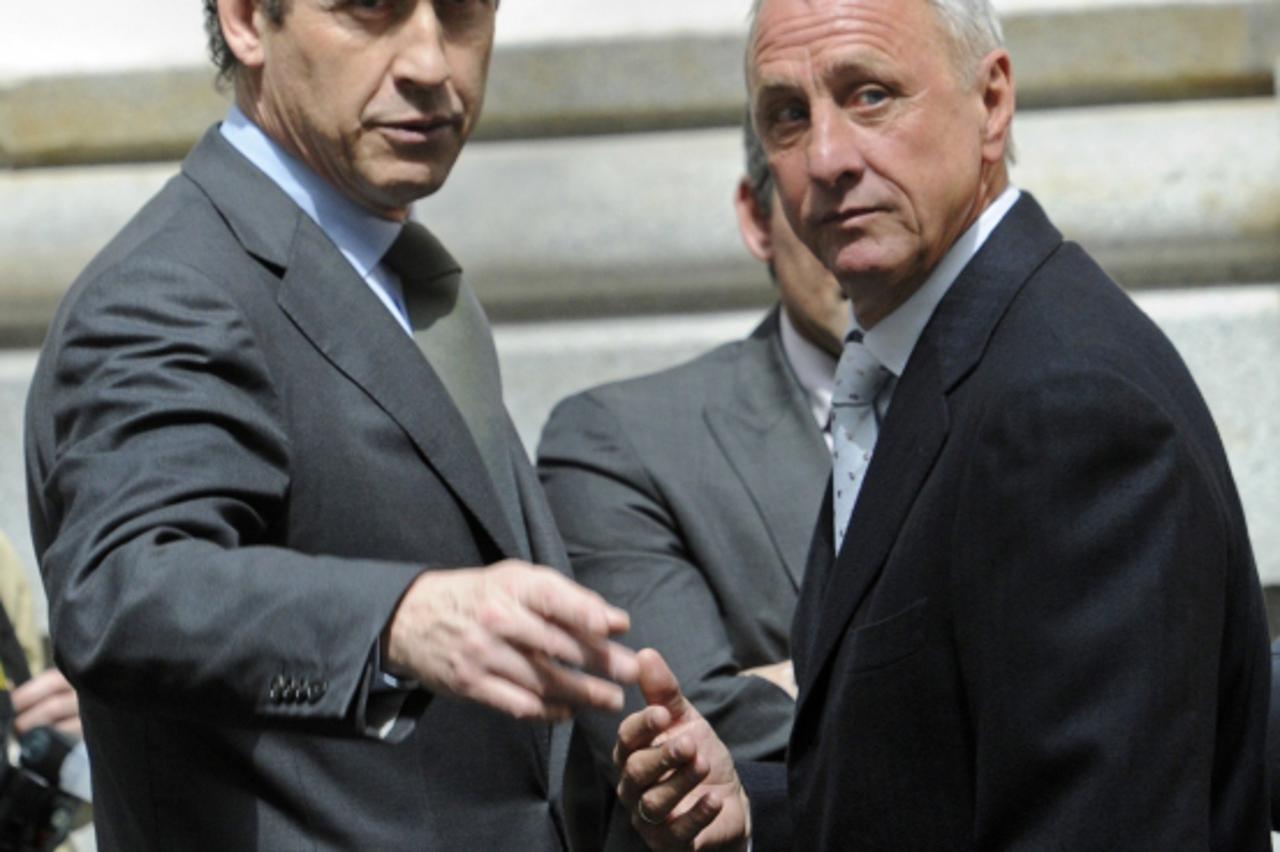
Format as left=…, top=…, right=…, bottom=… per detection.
left=455, top=55, right=490, bottom=101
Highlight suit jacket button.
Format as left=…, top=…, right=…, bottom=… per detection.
left=268, top=685, right=282, bottom=703
left=307, top=681, right=327, bottom=704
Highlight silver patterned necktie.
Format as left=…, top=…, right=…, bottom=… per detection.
left=830, top=329, right=892, bottom=553
left=383, top=222, right=531, bottom=558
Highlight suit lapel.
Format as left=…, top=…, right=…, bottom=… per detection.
left=276, top=222, right=523, bottom=559
left=797, top=348, right=949, bottom=698
left=704, top=312, right=831, bottom=589
left=793, top=193, right=1066, bottom=705
left=507, top=418, right=572, bottom=574
left=182, top=128, right=522, bottom=558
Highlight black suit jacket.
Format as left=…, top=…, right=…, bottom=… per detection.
left=538, top=310, right=829, bottom=849
left=25, top=127, right=570, bottom=850
left=743, top=195, right=1271, bottom=849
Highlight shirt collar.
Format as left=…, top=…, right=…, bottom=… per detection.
left=779, top=302, right=847, bottom=425
left=219, top=106, right=402, bottom=280
left=862, top=186, right=1021, bottom=376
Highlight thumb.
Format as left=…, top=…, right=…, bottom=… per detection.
left=637, top=648, right=691, bottom=722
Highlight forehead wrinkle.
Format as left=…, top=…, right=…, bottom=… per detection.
left=752, top=0, right=920, bottom=88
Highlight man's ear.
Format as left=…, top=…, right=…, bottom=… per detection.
left=219, top=0, right=268, bottom=70
left=734, top=179, right=774, bottom=264
left=977, top=49, right=1015, bottom=164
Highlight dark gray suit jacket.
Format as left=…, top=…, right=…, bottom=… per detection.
left=25, top=127, right=571, bottom=850
left=742, top=194, right=1271, bottom=850
left=538, top=310, right=829, bottom=849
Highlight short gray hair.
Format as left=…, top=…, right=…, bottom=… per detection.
left=748, top=0, right=1003, bottom=79
left=742, top=110, right=774, bottom=217
left=745, top=0, right=1012, bottom=158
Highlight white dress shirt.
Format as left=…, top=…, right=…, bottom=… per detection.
left=861, top=186, right=1022, bottom=393
left=779, top=304, right=847, bottom=452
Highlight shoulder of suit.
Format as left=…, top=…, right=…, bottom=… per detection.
left=556, top=331, right=772, bottom=420
left=991, top=242, right=1174, bottom=372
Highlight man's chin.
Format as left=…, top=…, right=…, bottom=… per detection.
left=827, top=247, right=902, bottom=286
left=366, top=172, right=451, bottom=215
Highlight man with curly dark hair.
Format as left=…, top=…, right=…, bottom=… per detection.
left=26, top=2, right=638, bottom=849
left=202, top=0, right=284, bottom=85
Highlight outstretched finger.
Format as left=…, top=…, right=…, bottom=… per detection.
left=662, top=791, right=725, bottom=848
left=482, top=599, right=593, bottom=669
left=529, top=654, right=627, bottom=713
left=518, top=568, right=631, bottom=640
left=632, top=755, right=709, bottom=828
left=489, top=598, right=638, bottom=690
left=469, top=673, right=576, bottom=722
left=636, top=648, right=689, bottom=722
left=617, top=703, right=674, bottom=764
left=617, top=735, right=698, bottom=808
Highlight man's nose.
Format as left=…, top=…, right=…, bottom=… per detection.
left=806, top=101, right=867, bottom=188
left=392, top=2, right=451, bottom=88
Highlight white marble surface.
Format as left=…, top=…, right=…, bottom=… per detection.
left=0, top=0, right=1243, bottom=78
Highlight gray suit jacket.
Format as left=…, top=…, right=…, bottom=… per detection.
left=538, top=310, right=829, bottom=848
left=25, top=127, right=571, bottom=850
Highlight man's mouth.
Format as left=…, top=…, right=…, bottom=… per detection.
left=821, top=205, right=884, bottom=227
left=373, top=116, right=461, bottom=145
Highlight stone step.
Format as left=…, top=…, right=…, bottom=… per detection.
left=494, top=287, right=1280, bottom=590
left=3, top=284, right=1278, bottom=610
left=2, top=96, right=1273, bottom=343
left=2, top=0, right=1275, bottom=168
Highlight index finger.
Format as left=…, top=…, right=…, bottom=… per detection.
left=615, top=703, right=674, bottom=768
left=525, top=570, right=630, bottom=635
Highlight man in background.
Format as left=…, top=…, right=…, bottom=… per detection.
left=1, top=530, right=80, bottom=739
left=25, top=1, right=636, bottom=849
left=1, top=529, right=89, bottom=851
left=613, top=0, right=1270, bottom=847
left=538, top=119, right=848, bottom=850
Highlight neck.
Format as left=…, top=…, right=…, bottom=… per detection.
left=850, top=166, right=1008, bottom=330
left=232, top=87, right=410, bottom=222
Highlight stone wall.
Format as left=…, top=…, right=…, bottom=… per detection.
left=2, top=0, right=1278, bottom=619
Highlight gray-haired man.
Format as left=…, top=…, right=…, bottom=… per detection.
left=612, top=0, right=1270, bottom=847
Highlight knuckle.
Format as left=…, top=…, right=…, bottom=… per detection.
left=475, top=601, right=508, bottom=632
left=451, top=667, right=476, bottom=693
left=459, top=623, right=494, bottom=657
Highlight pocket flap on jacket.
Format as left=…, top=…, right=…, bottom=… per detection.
left=850, top=597, right=928, bottom=673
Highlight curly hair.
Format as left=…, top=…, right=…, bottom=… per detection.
left=202, top=0, right=287, bottom=88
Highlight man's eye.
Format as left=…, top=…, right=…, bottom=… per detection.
left=853, top=87, right=890, bottom=108
left=776, top=104, right=809, bottom=124
left=755, top=102, right=808, bottom=148
left=764, top=103, right=809, bottom=132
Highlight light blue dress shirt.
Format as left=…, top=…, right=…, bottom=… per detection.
left=219, top=106, right=413, bottom=334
